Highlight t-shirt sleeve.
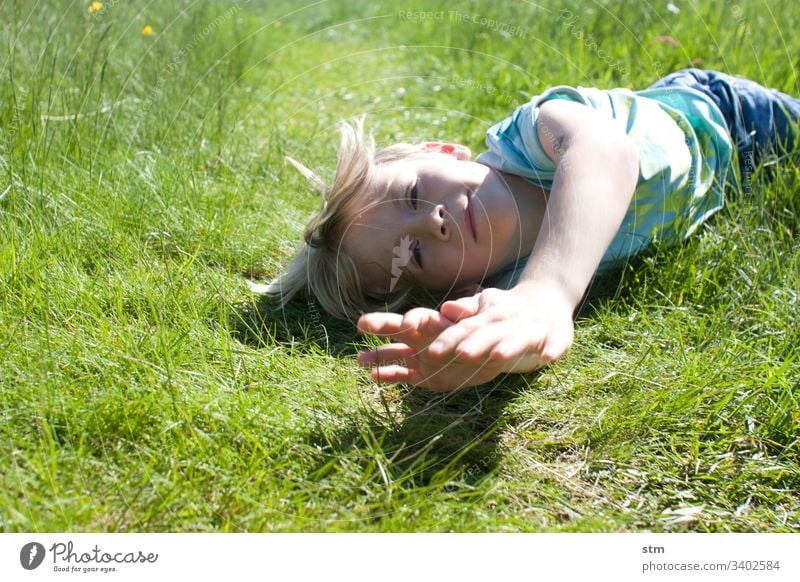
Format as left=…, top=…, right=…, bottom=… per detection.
left=476, top=86, right=593, bottom=189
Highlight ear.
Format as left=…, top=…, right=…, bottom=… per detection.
left=423, top=142, right=472, bottom=161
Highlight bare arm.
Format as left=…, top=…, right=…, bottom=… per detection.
left=516, top=98, right=640, bottom=309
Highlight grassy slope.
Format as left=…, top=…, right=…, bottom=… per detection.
left=0, top=0, right=797, bottom=531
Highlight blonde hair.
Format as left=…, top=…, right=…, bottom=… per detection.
left=254, top=117, right=432, bottom=320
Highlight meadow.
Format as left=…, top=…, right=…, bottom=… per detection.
left=1, top=0, right=798, bottom=531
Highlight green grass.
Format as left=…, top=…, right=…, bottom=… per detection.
left=1, top=0, right=797, bottom=531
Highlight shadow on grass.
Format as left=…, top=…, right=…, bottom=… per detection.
left=305, top=372, right=541, bottom=491
left=229, top=290, right=546, bottom=486
left=230, top=291, right=361, bottom=356
left=575, top=251, right=664, bottom=320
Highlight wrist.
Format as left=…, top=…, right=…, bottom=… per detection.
left=512, top=278, right=579, bottom=312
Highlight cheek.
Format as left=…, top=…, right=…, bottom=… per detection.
left=484, top=207, right=517, bottom=254
left=419, top=248, right=463, bottom=290
left=440, top=243, right=469, bottom=268
left=445, top=246, right=489, bottom=281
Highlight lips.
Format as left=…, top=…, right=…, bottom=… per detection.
left=465, top=192, right=477, bottom=242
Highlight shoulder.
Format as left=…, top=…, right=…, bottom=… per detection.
left=535, top=98, right=636, bottom=164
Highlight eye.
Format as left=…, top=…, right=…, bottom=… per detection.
left=413, top=240, right=422, bottom=268
left=408, top=180, right=419, bottom=210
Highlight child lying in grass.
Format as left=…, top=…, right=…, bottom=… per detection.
left=256, top=69, right=800, bottom=392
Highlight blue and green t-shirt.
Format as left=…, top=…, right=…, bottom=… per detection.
left=476, top=84, right=734, bottom=288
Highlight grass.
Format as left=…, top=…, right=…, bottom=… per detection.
left=1, top=0, right=797, bottom=532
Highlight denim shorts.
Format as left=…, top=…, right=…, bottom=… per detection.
left=648, top=69, right=800, bottom=171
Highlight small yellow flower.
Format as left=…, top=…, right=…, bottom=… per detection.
left=88, top=1, right=103, bottom=14
left=274, top=20, right=281, bottom=28
left=142, top=25, right=153, bottom=36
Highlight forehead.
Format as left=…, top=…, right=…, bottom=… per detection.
left=372, top=157, right=422, bottom=189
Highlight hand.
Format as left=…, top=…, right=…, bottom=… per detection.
left=434, top=283, right=575, bottom=371
left=357, top=284, right=575, bottom=392
left=358, top=307, right=503, bottom=392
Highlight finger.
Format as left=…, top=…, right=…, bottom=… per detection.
left=451, top=322, right=516, bottom=362
left=497, top=320, right=574, bottom=363
left=421, top=364, right=501, bottom=392
left=491, top=335, right=548, bottom=372
left=357, top=312, right=404, bottom=334
left=426, top=313, right=491, bottom=357
left=490, top=327, right=547, bottom=360
left=440, top=294, right=481, bottom=322
left=369, top=364, right=425, bottom=386
left=357, top=312, right=422, bottom=345
left=377, top=364, right=474, bottom=391
left=504, top=350, right=548, bottom=372
left=357, top=343, right=416, bottom=367
left=402, top=308, right=454, bottom=340
left=424, top=377, right=475, bottom=393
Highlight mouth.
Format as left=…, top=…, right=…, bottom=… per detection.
left=465, top=191, right=477, bottom=242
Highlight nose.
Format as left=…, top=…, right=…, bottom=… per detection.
left=412, top=203, right=450, bottom=241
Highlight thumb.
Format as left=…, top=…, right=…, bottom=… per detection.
left=440, top=294, right=480, bottom=322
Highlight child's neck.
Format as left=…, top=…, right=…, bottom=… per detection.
left=491, top=167, right=549, bottom=266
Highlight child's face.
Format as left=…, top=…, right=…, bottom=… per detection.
left=343, top=154, right=527, bottom=296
